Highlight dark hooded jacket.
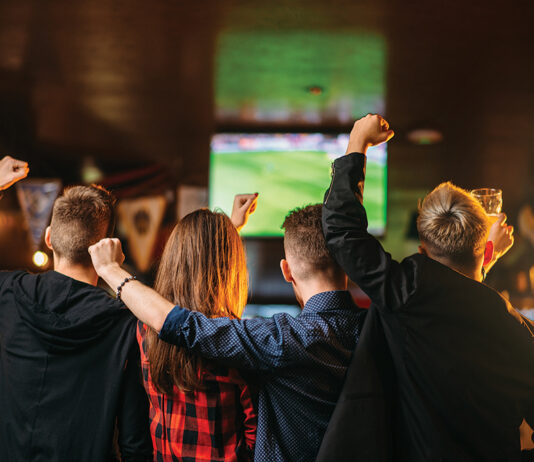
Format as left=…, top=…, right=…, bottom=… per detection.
left=0, top=270, right=152, bottom=462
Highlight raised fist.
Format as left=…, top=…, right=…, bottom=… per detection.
left=0, top=156, right=29, bottom=191
left=346, top=114, right=394, bottom=155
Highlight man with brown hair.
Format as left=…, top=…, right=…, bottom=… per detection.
left=47, top=184, right=116, bottom=266
left=317, top=114, right=534, bottom=461
left=0, top=179, right=152, bottom=462
left=86, top=203, right=367, bottom=462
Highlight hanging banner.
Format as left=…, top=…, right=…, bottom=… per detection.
left=177, top=185, right=208, bottom=220
left=16, top=179, right=62, bottom=250
left=118, top=196, right=166, bottom=272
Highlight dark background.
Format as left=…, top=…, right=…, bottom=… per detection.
left=0, top=0, right=533, bottom=305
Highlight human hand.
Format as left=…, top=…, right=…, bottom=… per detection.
left=88, top=238, right=125, bottom=277
left=345, top=114, right=395, bottom=155
left=231, top=193, right=258, bottom=232
left=0, top=156, right=29, bottom=191
left=488, top=213, right=514, bottom=262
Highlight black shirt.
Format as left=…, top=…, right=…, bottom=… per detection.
left=0, top=270, right=152, bottom=462
left=320, top=152, right=534, bottom=461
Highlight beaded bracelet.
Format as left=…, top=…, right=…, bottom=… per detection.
left=116, top=275, right=136, bottom=301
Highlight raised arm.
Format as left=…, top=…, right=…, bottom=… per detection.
left=89, top=238, right=174, bottom=332
left=88, top=193, right=259, bottom=331
left=89, top=235, right=301, bottom=371
left=230, top=193, right=258, bottom=232
left=158, top=306, right=307, bottom=371
left=322, top=115, right=418, bottom=311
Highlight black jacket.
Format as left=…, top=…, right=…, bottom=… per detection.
left=318, top=153, right=534, bottom=462
left=0, top=270, right=152, bottom=462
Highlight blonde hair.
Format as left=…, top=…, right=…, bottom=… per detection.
left=417, top=182, right=490, bottom=265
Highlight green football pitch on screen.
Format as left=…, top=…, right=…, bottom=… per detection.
left=209, top=134, right=387, bottom=237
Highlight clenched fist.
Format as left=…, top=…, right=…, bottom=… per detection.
left=88, top=238, right=125, bottom=276
left=231, top=193, right=259, bottom=231
left=0, top=156, right=29, bottom=191
left=346, top=114, right=395, bottom=155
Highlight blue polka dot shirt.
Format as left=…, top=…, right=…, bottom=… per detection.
left=159, top=290, right=367, bottom=462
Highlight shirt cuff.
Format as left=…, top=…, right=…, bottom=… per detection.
left=158, top=305, right=189, bottom=341
left=335, top=152, right=365, bottom=165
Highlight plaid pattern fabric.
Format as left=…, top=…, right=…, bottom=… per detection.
left=137, top=322, right=257, bottom=462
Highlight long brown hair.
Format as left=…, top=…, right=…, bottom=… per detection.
left=147, top=209, right=248, bottom=394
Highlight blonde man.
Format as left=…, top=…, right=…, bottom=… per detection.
left=417, top=181, right=505, bottom=279
left=318, top=114, right=534, bottom=462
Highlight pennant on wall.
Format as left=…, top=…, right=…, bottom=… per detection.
left=16, top=179, right=62, bottom=250
left=118, top=196, right=166, bottom=272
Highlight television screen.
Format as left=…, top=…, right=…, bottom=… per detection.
left=209, top=133, right=387, bottom=236
left=243, top=304, right=301, bottom=319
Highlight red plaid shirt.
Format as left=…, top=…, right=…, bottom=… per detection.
left=137, top=322, right=257, bottom=462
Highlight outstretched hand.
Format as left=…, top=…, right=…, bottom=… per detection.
left=88, top=238, right=126, bottom=277
left=488, top=213, right=514, bottom=262
left=0, top=156, right=29, bottom=191
left=346, top=114, right=395, bottom=155
left=231, top=193, right=259, bottom=231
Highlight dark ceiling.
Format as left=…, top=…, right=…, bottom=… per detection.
left=0, top=0, right=533, bottom=202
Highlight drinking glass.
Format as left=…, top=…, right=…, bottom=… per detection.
left=471, top=188, right=502, bottom=223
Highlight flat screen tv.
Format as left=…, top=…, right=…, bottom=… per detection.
left=209, top=133, right=387, bottom=236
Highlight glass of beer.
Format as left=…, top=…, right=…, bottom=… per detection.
left=471, top=188, right=502, bottom=223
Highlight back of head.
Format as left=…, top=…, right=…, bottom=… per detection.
left=50, top=185, right=115, bottom=266
left=417, top=182, right=490, bottom=267
left=148, top=208, right=248, bottom=394
left=282, top=204, right=344, bottom=282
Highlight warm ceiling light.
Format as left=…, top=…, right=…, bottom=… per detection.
left=407, top=129, right=443, bottom=145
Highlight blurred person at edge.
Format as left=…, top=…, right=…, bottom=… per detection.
left=0, top=155, right=153, bottom=462
left=317, top=114, right=534, bottom=462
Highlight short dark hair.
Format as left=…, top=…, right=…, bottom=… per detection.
left=50, top=185, right=115, bottom=265
left=282, top=204, right=343, bottom=280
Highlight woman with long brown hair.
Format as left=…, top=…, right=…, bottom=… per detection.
left=136, top=202, right=257, bottom=461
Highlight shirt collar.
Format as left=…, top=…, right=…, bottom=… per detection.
left=302, top=290, right=355, bottom=314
